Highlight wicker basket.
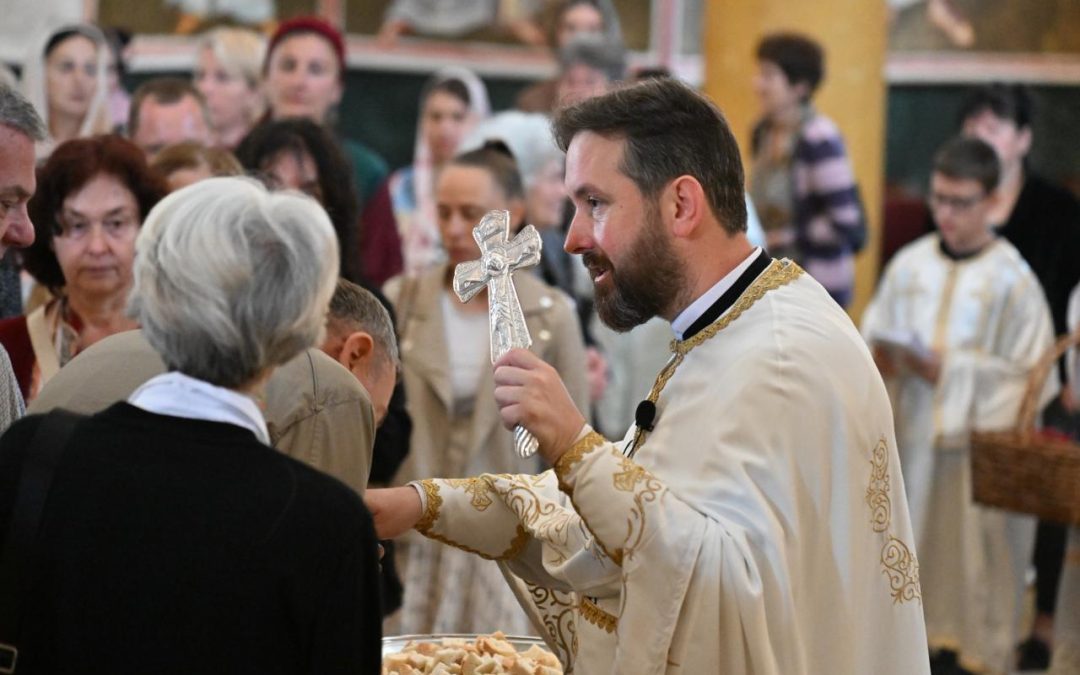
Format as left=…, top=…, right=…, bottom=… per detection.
left=971, top=329, right=1080, bottom=525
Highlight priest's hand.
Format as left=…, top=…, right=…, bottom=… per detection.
left=364, top=486, right=423, bottom=540
left=494, top=348, right=587, bottom=464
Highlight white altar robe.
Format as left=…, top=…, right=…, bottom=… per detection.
left=862, top=233, right=1057, bottom=674
left=1051, top=287, right=1080, bottom=675
left=1051, top=528, right=1080, bottom=674
left=415, top=259, right=929, bottom=674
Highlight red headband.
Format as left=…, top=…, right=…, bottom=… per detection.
left=266, top=17, right=346, bottom=76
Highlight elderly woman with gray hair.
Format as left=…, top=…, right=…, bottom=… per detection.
left=0, top=177, right=382, bottom=673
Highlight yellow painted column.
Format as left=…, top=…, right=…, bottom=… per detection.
left=703, top=0, right=888, bottom=320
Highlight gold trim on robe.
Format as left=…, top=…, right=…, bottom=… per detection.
left=416, top=478, right=531, bottom=561
left=578, top=597, right=617, bottom=634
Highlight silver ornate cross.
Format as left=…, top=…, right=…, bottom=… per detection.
left=453, top=210, right=543, bottom=458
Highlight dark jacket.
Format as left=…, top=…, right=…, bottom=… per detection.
left=0, top=403, right=382, bottom=674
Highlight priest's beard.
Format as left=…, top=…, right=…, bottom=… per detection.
left=584, top=206, right=687, bottom=333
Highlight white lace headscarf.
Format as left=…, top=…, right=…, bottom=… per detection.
left=398, top=67, right=491, bottom=274
left=21, top=23, right=112, bottom=160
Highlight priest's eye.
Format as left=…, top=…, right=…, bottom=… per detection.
left=586, top=196, right=603, bottom=212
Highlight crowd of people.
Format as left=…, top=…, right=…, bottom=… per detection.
left=0, top=1, right=1079, bottom=673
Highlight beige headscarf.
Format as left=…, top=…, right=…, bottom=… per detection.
left=21, top=23, right=112, bottom=160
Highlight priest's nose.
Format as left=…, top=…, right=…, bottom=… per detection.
left=564, top=209, right=593, bottom=255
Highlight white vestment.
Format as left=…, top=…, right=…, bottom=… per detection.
left=1051, top=528, right=1080, bottom=674
left=416, top=259, right=930, bottom=674
left=862, top=234, right=1058, bottom=674
left=1051, top=286, right=1080, bottom=675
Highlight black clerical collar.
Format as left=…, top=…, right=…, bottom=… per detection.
left=938, top=236, right=995, bottom=262
left=680, top=249, right=772, bottom=341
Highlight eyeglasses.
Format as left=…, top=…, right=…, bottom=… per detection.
left=928, top=191, right=986, bottom=213
left=53, top=212, right=139, bottom=241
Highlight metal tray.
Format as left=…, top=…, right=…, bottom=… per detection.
left=382, top=633, right=548, bottom=658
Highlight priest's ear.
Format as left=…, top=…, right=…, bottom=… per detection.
left=662, top=175, right=708, bottom=239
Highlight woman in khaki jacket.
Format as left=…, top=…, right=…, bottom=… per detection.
left=385, top=141, right=589, bottom=637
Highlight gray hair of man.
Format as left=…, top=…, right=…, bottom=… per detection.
left=128, top=176, right=340, bottom=390
left=459, top=111, right=561, bottom=189
left=0, top=83, right=47, bottom=141
left=557, top=32, right=626, bottom=82
left=328, top=278, right=400, bottom=373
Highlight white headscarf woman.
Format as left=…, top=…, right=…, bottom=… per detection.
left=389, top=67, right=490, bottom=275
left=21, top=23, right=111, bottom=160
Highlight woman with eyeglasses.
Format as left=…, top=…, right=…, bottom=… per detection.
left=0, top=136, right=168, bottom=402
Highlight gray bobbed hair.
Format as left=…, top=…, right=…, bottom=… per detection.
left=128, top=176, right=340, bottom=389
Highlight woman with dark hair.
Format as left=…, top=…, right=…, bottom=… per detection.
left=750, top=31, right=866, bottom=308
left=235, top=118, right=371, bottom=282
left=0, top=135, right=168, bottom=401
left=384, top=142, right=588, bottom=636
left=261, top=17, right=402, bottom=286
left=389, top=68, right=489, bottom=275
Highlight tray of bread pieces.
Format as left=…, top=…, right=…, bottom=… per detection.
left=382, top=632, right=562, bottom=674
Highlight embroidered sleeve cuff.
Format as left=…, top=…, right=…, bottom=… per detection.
left=412, top=476, right=531, bottom=562
left=413, top=480, right=441, bottom=534
left=554, top=427, right=605, bottom=489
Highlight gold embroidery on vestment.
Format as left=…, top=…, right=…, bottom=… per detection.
left=613, top=455, right=650, bottom=492
left=416, top=478, right=529, bottom=561
left=866, top=438, right=891, bottom=534
left=578, top=596, right=617, bottom=634
left=629, top=259, right=805, bottom=454
left=621, top=456, right=666, bottom=562
left=881, top=536, right=922, bottom=604
left=864, top=438, right=922, bottom=605
left=446, top=476, right=494, bottom=511
left=563, top=484, right=624, bottom=567
left=526, top=583, right=579, bottom=672
left=415, top=479, right=443, bottom=533
left=554, top=431, right=606, bottom=490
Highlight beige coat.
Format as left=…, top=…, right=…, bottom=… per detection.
left=385, top=265, right=589, bottom=635
left=386, top=265, right=589, bottom=484
left=28, top=329, right=375, bottom=496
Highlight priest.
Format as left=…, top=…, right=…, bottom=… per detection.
left=367, top=78, right=930, bottom=674
left=862, top=136, right=1057, bottom=674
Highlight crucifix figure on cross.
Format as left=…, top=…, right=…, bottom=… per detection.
left=453, top=209, right=543, bottom=458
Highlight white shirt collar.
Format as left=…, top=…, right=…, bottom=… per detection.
left=671, top=247, right=763, bottom=341
left=128, top=371, right=271, bottom=445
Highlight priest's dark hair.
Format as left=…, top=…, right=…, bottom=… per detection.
left=553, top=77, right=747, bottom=235
left=932, top=136, right=1001, bottom=195
left=449, top=140, right=525, bottom=202
left=957, top=83, right=1033, bottom=131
